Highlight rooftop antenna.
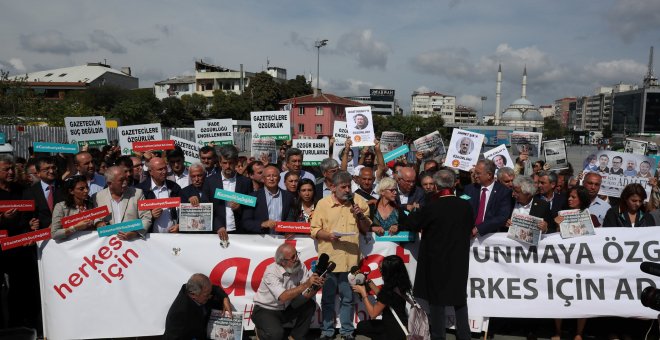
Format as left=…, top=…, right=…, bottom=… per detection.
left=644, top=46, right=658, bottom=87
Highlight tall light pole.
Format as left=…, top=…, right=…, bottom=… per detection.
left=315, top=39, right=328, bottom=92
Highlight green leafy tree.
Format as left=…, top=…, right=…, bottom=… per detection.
left=159, top=97, right=187, bottom=127
left=210, top=90, right=250, bottom=120
left=372, top=114, right=445, bottom=141
left=110, top=88, right=161, bottom=125
left=243, top=72, right=281, bottom=111
left=281, top=75, right=313, bottom=99
left=543, top=116, right=566, bottom=140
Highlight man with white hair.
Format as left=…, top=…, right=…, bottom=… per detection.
left=137, top=157, right=181, bottom=233
left=94, top=166, right=152, bottom=240
left=507, top=176, right=553, bottom=233
left=252, top=243, right=323, bottom=340
left=180, top=163, right=206, bottom=203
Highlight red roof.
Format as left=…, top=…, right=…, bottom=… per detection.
left=280, top=93, right=364, bottom=107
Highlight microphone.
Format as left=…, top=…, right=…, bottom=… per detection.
left=303, top=261, right=336, bottom=295
left=640, top=262, right=660, bottom=277
left=314, top=253, right=329, bottom=275
left=348, top=265, right=366, bottom=285
left=347, top=193, right=355, bottom=205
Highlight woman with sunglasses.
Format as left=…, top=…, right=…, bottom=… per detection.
left=371, top=177, right=407, bottom=236
left=51, top=176, right=95, bottom=240
left=352, top=255, right=411, bottom=340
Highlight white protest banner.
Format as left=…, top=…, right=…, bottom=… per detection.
left=413, top=131, right=446, bottom=160
left=292, top=139, right=329, bottom=166
left=64, top=116, right=108, bottom=147
left=510, top=131, right=542, bottom=158
left=542, top=139, right=568, bottom=170
left=483, top=144, right=513, bottom=171
left=443, top=129, right=484, bottom=171
left=581, top=150, right=656, bottom=198
left=194, top=119, right=234, bottom=146
left=38, top=234, right=424, bottom=339
left=346, top=106, right=376, bottom=147
left=251, top=111, right=291, bottom=140
left=118, top=123, right=162, bottom=155
left=624, top=138, right=648, bottom=155
left=251, top=138, right=277, bottom=164
left=170, top=135, right=200, bottom=166
left=379, top=131, right=404, bottom=153
left=333, top=121, right=349, bottom=142
left=468, top=228, right=660, bottom=319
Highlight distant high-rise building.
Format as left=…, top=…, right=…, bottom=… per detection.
left=554, top=97, right=576, bottom=128
left=410, top=91, right=456, bottom=121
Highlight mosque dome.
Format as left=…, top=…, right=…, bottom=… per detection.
left=523, top=109, right=543, bottom=121
left=500, top=108, right=523, bottom=121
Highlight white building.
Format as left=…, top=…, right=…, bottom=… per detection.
left=345, top=89, right=399, bottom=116
left=410, top=91, right=456, bottom=121
left=154, top=76, right=195, bottom=100
left=194, top=60, right=287, bottom=98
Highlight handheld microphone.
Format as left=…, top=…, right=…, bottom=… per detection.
left=347, top=193, right=355, bottom=205
left=348, top=265, right=366, bottom=285
left=303, top=261, right=336, bottom=295
left=314, top=253, right=329, bottom=275
left=640, top=262, right=660, bottom=277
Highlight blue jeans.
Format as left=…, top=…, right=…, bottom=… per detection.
left=321, top=272, right=355, bottom=336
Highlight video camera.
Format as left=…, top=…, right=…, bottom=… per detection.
left=640, top=262, right=660, bottom=311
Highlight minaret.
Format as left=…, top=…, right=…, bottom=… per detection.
left=522, top=65, right=527, bottom=99
left=495, top=64, right=502, bottom=124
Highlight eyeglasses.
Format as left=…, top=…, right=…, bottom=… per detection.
left=283, top=251, right=300, bottom=263
left=386, top=188, right=398, bottom=193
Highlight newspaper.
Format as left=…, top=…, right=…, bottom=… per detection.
left=624, top=138, right=648, bottom=155
left=380, top=131, right=405, bottom=153
left=581, top=150, right=656, bottom=198
left=507, top=213, right=542, bottom=246
left=510, top=131, right=542, bottom=158
left=558, top=209, right=595, bottom=239
left=413, top=131, right=446, bottom=160
left=179, top=203, right=213, bottom=232
left=251, top=138, right=277, bottom=164
left=207, top=311, right=243, bottom=340
left=542, top=139, right=568, bottom=170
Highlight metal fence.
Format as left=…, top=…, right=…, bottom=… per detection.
left=0, top=125, right=252, bottom=158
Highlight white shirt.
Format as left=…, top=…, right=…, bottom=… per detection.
left=253, top=262, right=311, bottom=310
left=512, top=199, right=533, bottom=217
left=589, top=197, right=611, bottom=226
left=151, top=179, right=173, bottom=233
left=222, top=173, right=237, bottom=232
left=168, top=168, right=189, bottom=189
left=111, top=196, right=123, bottom=224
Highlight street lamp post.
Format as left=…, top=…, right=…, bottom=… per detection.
left=315, top=39, right=328, bottom=92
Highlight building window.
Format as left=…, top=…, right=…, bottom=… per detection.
left=316, top=106, right=323, bottom=116
left=298, top=107, right=304, bottom=116
left=298, top=124, right=305, bottom=133
left=315, top=124, right=323, bottom=133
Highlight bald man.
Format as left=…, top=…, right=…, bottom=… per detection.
left=137, top=157, right=182, bottom=233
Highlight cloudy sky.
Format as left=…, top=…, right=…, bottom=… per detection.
left=1, top=0, right=659, bottom=116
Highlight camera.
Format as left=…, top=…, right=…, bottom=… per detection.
left=640, top=262, right=660, bottom=311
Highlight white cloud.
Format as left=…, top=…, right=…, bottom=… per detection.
left=9, top=58, right=25, bottom=72
left=19, top=31, right=88, bottom=55
left=335, top=30, right=390, bottom=70
left=583, top=59, right=646, bottom=81
left=606, top=0, right=660, bottom=42
left=90, top=30, right=127, bottom=54
left=457, top=94, right=482, bottom=109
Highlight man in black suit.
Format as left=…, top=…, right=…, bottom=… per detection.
left=395, top=166, right=425, bottom=212
left=136, top=157, right=182, bottom=233
left=509, top=175, right=553, bottom=233
left=199, top=145, right=252, bottom=242
left=164, top=273, right=232, bottom=340
left=180, top=163, right=205, bottom=203
left=536, top=171, right=566, bottom=225
left=464, top=159, right=513, bottom=236
left=21, top=156, right=65, bottom=230
left=314, top=158, right=339, bottom=202
left=242, top=165, right=294, bottom=234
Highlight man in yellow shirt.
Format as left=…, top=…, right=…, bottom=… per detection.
left=311, top=171, right=371, bottom=340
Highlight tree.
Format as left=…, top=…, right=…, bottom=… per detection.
left=602, top=125, right=613, bottom=138
left=281, top=75, right=313, bottom=99
left=372, top=114, right=446, bottom=141
left=159, top=97, right=187, bottom=127
left=110, top=88, right=161, bottom=125
left=243, top=72, right=281, bottom=111
left=543, top=117, right=566, bottom=140
left=209, top=90, right=250, bottom=120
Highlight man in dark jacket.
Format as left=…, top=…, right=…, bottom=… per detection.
left=407, top=169, right=473, bottom=340
left=164, top=273, right=232, bottom=339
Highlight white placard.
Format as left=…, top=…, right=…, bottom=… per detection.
left=443, top=129, right=485, bottom=171
left=170, top=135, right=200, bottom=166
left=292, top=139, right=329, bottom=166
left=483, top=144, right=513, bottom=171
left=624, top=138, right=648, bottom=155
left=346, top=106, right=376, bottom=147
left=333, top=121, right=349, bottom=142
left=64, top=116, right=108, bottom=147
left=194, top=119, right=234, bottom=146
left=118, top=123, right=162, bottom=155
left=250, top=111, right=291, bottom=140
